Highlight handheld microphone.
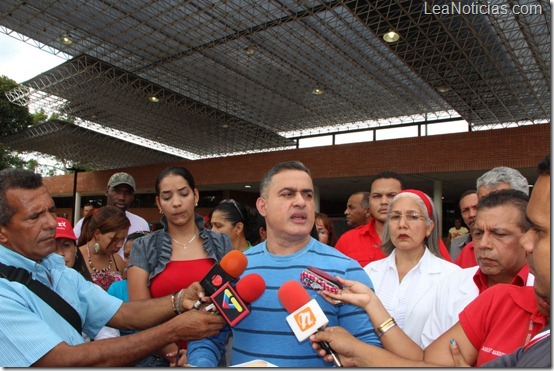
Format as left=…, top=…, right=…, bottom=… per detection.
left=206, top=273, right=266, bottom=326
left=193, top=250, right=248, bottom=309
left=278, top=280, right=343, bottom=367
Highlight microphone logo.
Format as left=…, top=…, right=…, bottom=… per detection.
left=210, top=282, right=250, bottom=326
left=294, top=307, right=316, bottom=331
left=222, top=288, right=244, bottom=313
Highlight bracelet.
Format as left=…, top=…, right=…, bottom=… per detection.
left=375, top=317, right=397, bottom=338
left=171, top=292, right=179, bottom=315
left=176, top=289, right=185, bottom=314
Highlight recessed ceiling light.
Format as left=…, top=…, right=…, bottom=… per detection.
left=383, top=29, right=400, bottom=43
left=61, top=35, right=73, bottom=45
left=244, top=185, right=252, bottom=188
left=148, top=96, right=160, bottom=103
left=312, top=88, right=324, bottom=95
left=244, top=46, right=256, bottom=56
left=436, top=85, right=451, bottom=93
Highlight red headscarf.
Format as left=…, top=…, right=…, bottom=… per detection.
left=398, top=189, right=433, bottom=218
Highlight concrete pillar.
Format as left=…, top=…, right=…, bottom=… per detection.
left=433, top=180, right=443, bottom=238
left=314, top=185, right=320, bottom=212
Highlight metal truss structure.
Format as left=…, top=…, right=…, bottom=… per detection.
left=0, top=0, right=550, bottom=168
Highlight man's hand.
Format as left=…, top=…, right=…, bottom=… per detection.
left=318, top=277, right=374, bottom=309
left=180, top=282, right=206, bottom=311
left=310, top=326, right=364, bottom=367
left=172, top=309, right=226, bottom=342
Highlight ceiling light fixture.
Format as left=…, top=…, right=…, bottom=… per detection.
left=244, top=46, right=256, bottom=56
left=244, top=185, right=252, bottom=188
left=148, top=96, right=160, bottom=103
left=312, top=87, right=324, bottom=95
left=61, top=34, right=73, bottom=45
left=383, top=29, right=400, bottom=43
left=436, top=85, right=451, bottom=93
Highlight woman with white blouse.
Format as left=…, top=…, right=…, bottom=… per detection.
left=363, top=189, right=460, bottom=346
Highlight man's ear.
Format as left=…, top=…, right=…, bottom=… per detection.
left=256, top=197, right=267, bottom=217
left=0, top=226, right=9, bottom=244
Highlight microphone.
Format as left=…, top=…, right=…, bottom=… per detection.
left=206, top=273, right=266, bottom=326
left=193, top=250, right=248, bottom=309
left=278, top=280, right=343, bottom=367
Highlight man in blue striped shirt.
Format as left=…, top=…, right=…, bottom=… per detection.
left=187, top=161, right=382, bottom=367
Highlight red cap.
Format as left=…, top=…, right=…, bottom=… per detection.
left=56, top=217, right=77, bottom=241
left=278, top=280, right=311, bottom=313
left=220, top=250, right=248, bottom=278
left=235, top=273, right=266, bottom=303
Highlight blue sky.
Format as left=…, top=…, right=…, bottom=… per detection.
left=0, top=31, right=65, bottom=83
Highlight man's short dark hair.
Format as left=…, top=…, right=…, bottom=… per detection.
left=370, top=171, right=405, bottom=190
left=0, top=168, right=43, bottom=226
left=476, top=189, right=530, bottom=232
left=260, top=161, right=311, bottom=198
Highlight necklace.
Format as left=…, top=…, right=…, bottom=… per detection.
left=172, top=233, right=198, bottom=252
left=86, top=243, right=112, bottom=273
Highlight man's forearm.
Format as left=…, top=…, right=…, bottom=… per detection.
left=110, top=295, right=176, bottom=330
left=34, top=319, right=182, bottom=366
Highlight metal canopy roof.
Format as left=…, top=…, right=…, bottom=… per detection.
left=0, top=0, right=550, bottom=167
left=0, top=120, right=181, bottom=170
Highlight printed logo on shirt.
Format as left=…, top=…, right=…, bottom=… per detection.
left=480, top=346, right=506, bottom=357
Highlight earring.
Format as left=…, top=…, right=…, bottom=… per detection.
left=159, top=209, right=164, bottom=215
left=195, top=202, right=198, bottom=207
left=93, top=242, right=101, bottom=253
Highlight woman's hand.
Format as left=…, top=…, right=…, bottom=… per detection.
left=318, top=277, right=374, bottom=309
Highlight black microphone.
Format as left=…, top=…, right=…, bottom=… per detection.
left=193, top=250, right=248, bottom=309
left=205, top=273, right=266, bottom=326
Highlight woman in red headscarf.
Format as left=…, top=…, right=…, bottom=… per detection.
left=362, top=190, right=460, bottom=346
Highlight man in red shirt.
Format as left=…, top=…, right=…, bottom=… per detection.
left=335, top=172, right=403, bottom=267
left=456, top=166, right=529, bottom=268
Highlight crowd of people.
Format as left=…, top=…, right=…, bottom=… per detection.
left=0, top=155, right=549, bottom=367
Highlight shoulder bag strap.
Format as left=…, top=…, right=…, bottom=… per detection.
left=0, top=262, right=82, bottom=334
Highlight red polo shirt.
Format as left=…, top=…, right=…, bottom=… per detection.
left=459, top=284, right=546, bottom=366
left=455, top=241, right=478, bottom=268
left=473, top=263, right=530, bottom=293
left=335, top=218, right=386, bottom=267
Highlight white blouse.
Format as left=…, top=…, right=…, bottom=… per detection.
left=364, top=248, right=460, bottom=346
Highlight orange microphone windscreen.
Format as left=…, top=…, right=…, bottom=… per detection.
left=219, top=250, right=248, bottom=278
left=278, top=280, right=311, bottom=313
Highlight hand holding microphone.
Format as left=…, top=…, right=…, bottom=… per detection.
left=193, top=250, right=248, bottom=309
left=205, top=273, right=266, bottom=326
left=278, top=280, right=343, bottom=367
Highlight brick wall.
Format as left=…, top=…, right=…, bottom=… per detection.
left=44, top=124, right=549, bottom=195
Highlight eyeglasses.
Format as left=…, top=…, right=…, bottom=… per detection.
left=388, top=213, right=426, bottom=223
left=220, top=199, right=245, bottom=220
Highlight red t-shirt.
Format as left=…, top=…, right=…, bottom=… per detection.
left=459, top=284, right=546, bottom=366
left=455, top=241, right=477, bottom=268
left=150, top=258, right=215, bottom=349
left=335, top=218, right=452, bottom=267
left=150, top=258, right=215, bottom=297
left=335, top=218, right=386, bottom=267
